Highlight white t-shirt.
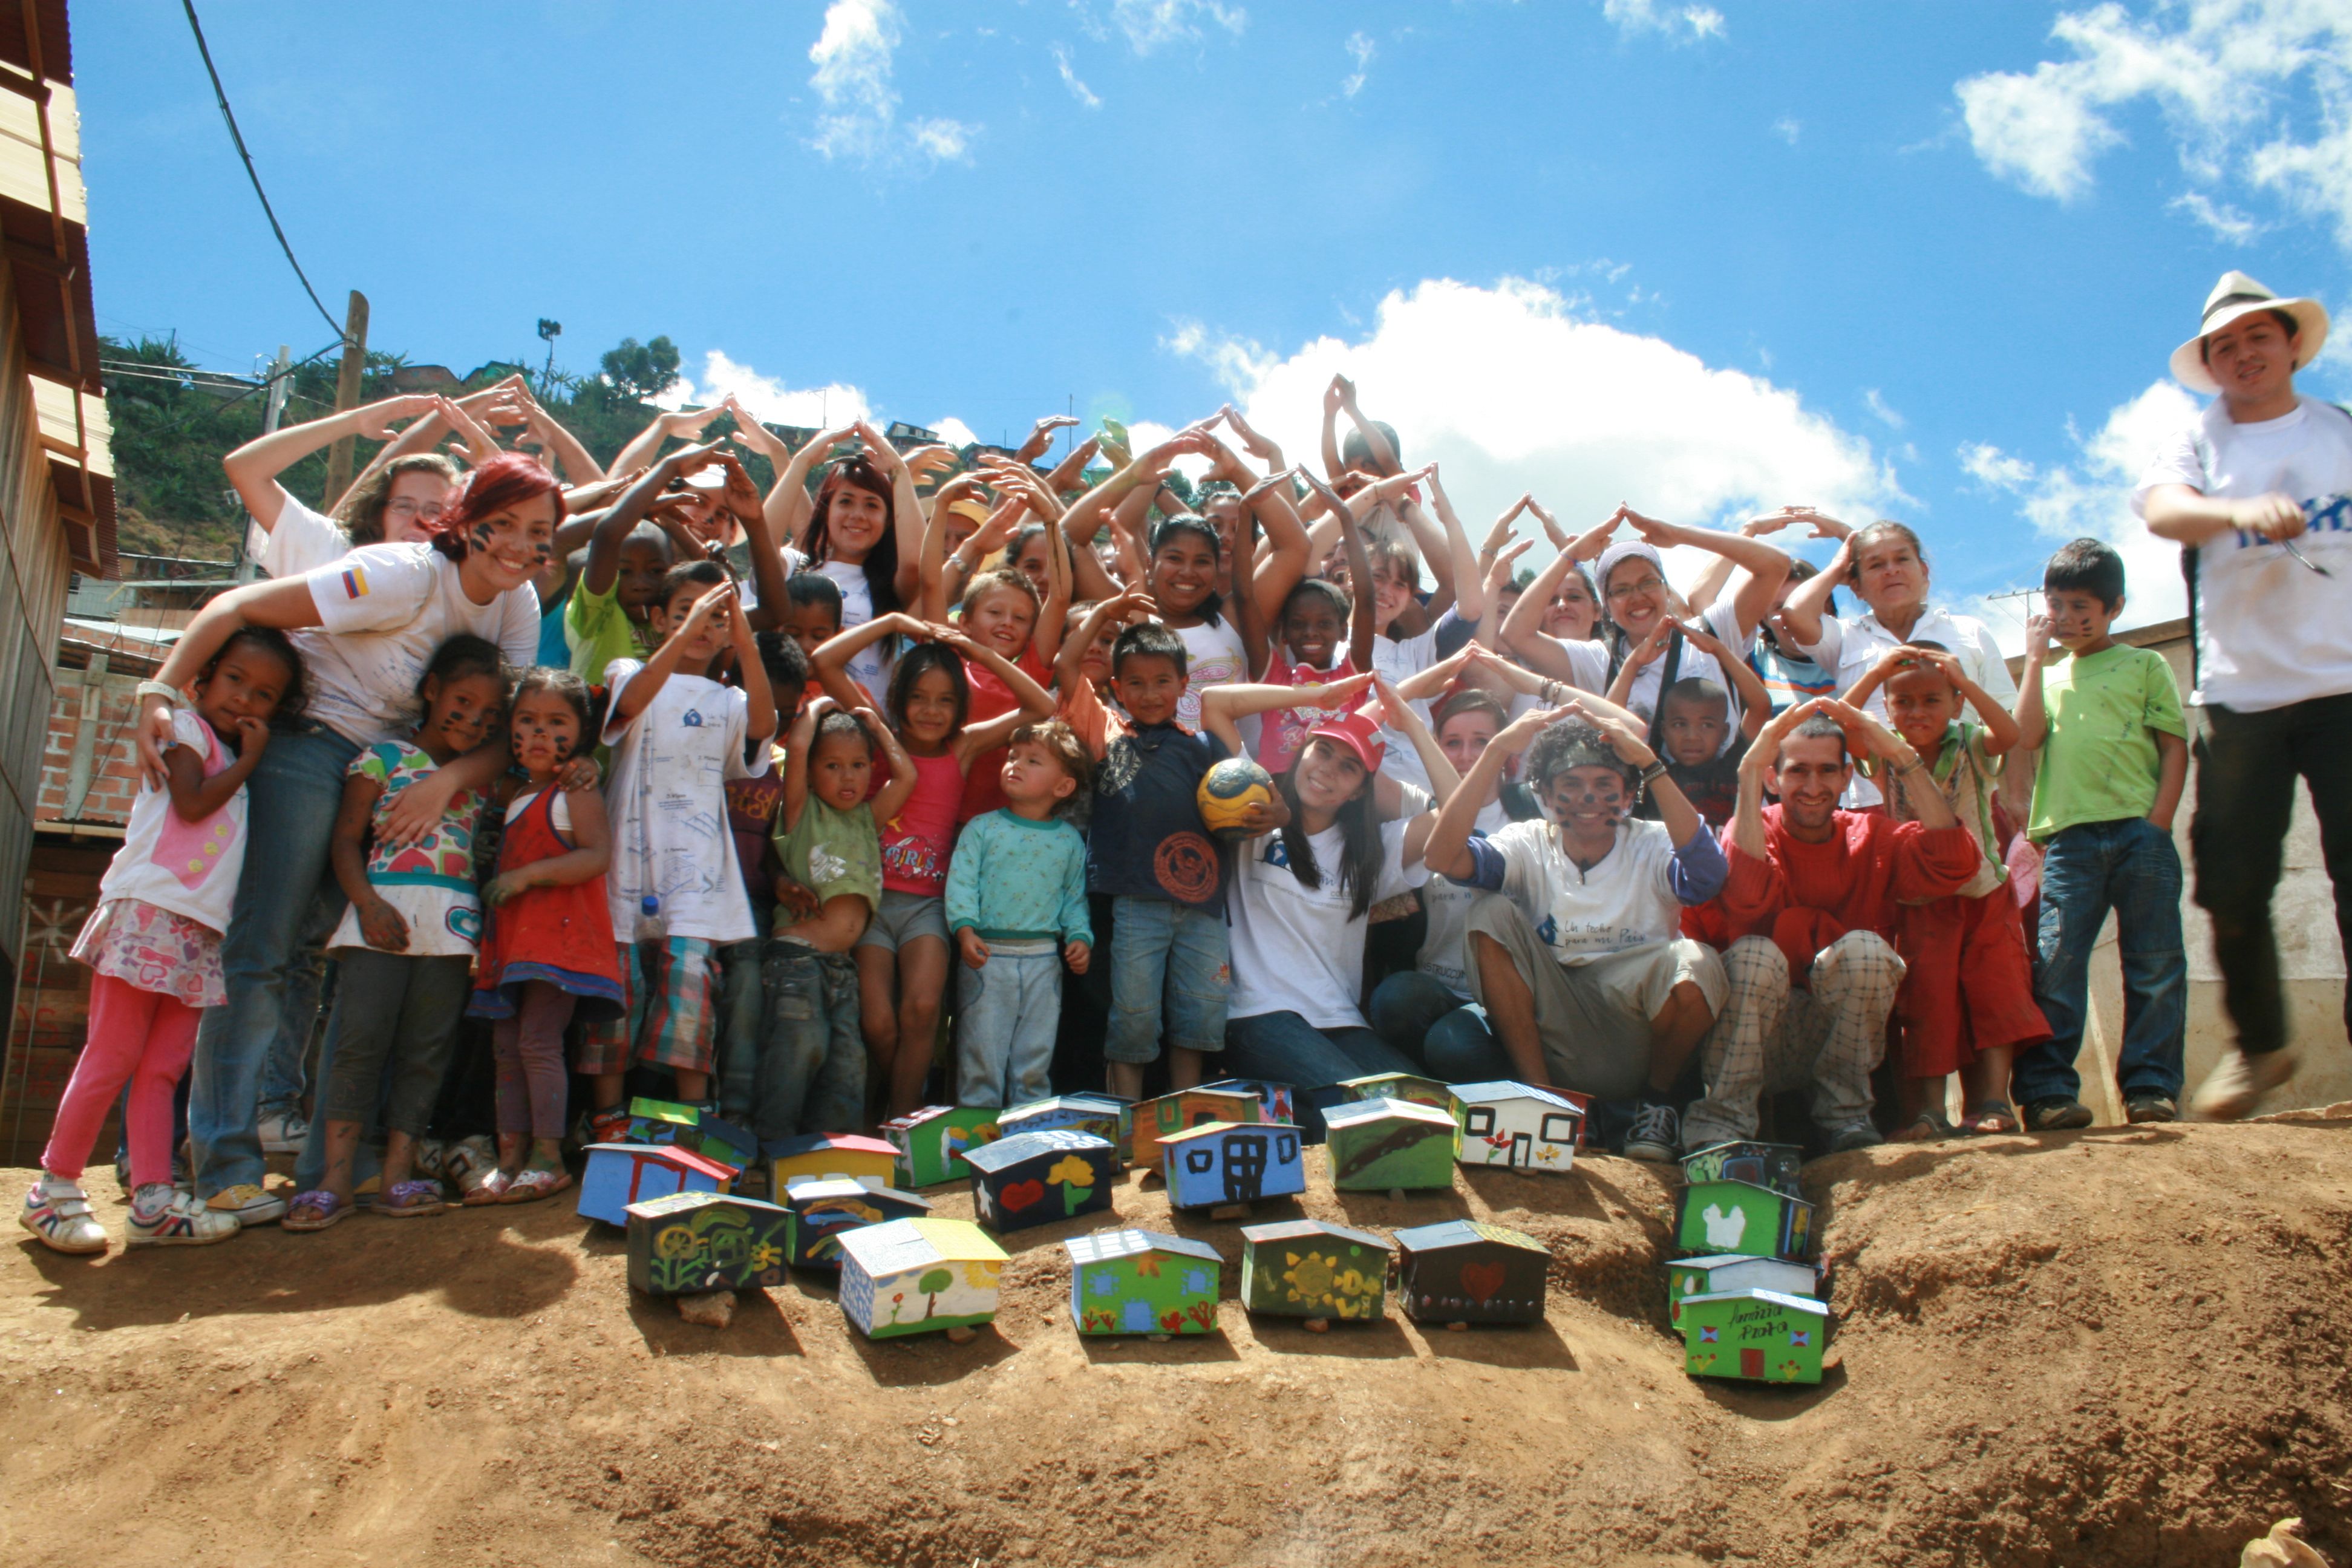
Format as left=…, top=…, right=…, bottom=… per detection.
left=1485, top=815, right=1688, bottom=966
left=1414, top=797, right=1512, bottom=1001
left=298, top=544, right=541, bottom=746
left=1797, top=603, right=2015, bottom=807
left=814, top=559, right=887, bottom=697
left=99, top=710, right=248, bottom=933
left=1617, top=600, right=1752, bottom=743
left=261, top=493, right=350, bottom=579
left=2133, top=395, right=2352, bottom=711
left=1369, top=615, right=1463, bottom=794
left=1174, top=615, right=1250, bottom=733
left=1228, top=803, right=1432, bottom=1030
left=600, top=661, right=769, bottom=944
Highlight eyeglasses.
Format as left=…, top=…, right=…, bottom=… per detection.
left=1606, top=576, right=1665, bottom=602
left=385, top=498, right=445, bottom=521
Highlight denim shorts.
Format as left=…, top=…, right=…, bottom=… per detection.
left=855, top=890, right=950, bottom=954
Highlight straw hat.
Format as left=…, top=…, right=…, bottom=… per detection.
left=2169, top=272, right=2329, bottom=394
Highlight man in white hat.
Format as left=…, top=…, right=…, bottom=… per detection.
left=2137, top=272, right=2350, bottom=1120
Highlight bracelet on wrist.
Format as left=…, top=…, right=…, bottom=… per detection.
left=135, top=679, right=181, bottom=707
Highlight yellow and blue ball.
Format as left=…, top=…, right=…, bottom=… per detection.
left=1197, top=757, right=1276, bottom=840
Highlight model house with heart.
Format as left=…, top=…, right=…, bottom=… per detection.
left=1131, top=1086, right=1263, bottom=1172
left=1161, top=1120, right=1305, bottom=1212
left=1676, top=1178, right=1815, bottom=1262
left=782, top=1177, right=932, bottom=1269
left=1667, top=1255, right=1822, bottom=1325
left=763, top=1132, right=898, bottom=1193
left=1239, top=1220, right=1392, bottom=1322
left=880, top=1105, right=1002, bottom=1188
left=1394, top=1219, right=1551, bottom=1325
left=625, top=1190, right=793, bottom=1296
left=577, top=1143, right=738, bottom=1227
left=1451, top=1080, right=1584, bottom=1172
left=963, top=1129, right=1118, bottom=1233
left=1324, top=1097, right=1459, bottom=1191
left=1680, top=1140, right=1805, bottom=1200
left=837, top=1218, right=1010, bottom=1341
left=1065, top=1229, right=1223, bottom=1336
left=1681, top=1288, right=1828, bottom=1384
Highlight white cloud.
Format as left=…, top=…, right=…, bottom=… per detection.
left=1052, top=42, right=1102, bottom=108
left=1106, top=0, right=1246, bottom=55
left=1773, top=116, right=1802, bottom=145
left=1342, top=32, right=1376, bottom=99
left=1955, top=1, right=2352, bottom=249
left=1601, top=0, right=1726, bottom=42
left=661, top=350, right=874, bottom=430
left=806, top=0, right=978, bottom=169
left=1865, top=388, right=1906, bottom=430
left=2169, top=189, right=2264, bottom=240
left=1956, top=379, right=2204, bottom=641
left=1168, top=277, right=1897, bottom=581
left=933, top=416, right=980, bottom=449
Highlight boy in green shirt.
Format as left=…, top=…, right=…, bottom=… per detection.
left=2010, top=539, right=2190, bottom=1128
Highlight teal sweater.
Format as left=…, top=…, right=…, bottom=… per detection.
left=943, top=809, right=1093, bottom=946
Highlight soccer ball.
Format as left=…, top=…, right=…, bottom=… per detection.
left=1197, top=758, right=1276, bottom=840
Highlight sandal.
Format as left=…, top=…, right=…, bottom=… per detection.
left=500, top=1166, right=572, bottom=1204
left=467, top=1169, right=512, bottom=1206
left=1894, top=1109, right=1956, bottom=1143
left=378, top=1179, right=448, bottom=1218
left=1962, top=1100, right=2020, bottom=1135
left=284, top=1190, right=350, bottom=1233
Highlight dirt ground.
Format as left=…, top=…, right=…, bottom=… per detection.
left=2, top=1109, right=2348, bottom=1568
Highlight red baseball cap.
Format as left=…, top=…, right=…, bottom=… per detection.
left=1306, top=711, right=1387, bottom=774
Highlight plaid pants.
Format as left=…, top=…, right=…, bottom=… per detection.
left=1684, top=932, right=1904, bottom=1148
left=574, top=938, right=720, bottom=1077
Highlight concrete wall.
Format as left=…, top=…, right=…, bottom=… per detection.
left=2009, top=619, right=2348, bottom=1117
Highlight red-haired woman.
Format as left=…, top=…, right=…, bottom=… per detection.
left=765, top=422, right=926, bottom=697
left=129, top=452, right=553, bottom=1226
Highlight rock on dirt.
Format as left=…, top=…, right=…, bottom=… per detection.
left=3, top=1109, right=2348, bottom=1567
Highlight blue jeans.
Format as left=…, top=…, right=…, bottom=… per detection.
left=1105, top=897, right=1227, bottom=1065
left=955, top=942, right=1063, bottom=1108
left=713, top=936, right=767, bottom=1127
left=756, top=941, right=865, bottom=1140
left=191, top=725, right=360, bottom=1197
left=1222, top=1010, right=1416, bottom=1137
left=260, top=889, right=341, bottom=1120
left=1365, top=971, right=1511, bottom=1083
left=2016, top=817, right=2188, bottom=1105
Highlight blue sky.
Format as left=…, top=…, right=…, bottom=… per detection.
left=76, top=1, right=2352, bottom=640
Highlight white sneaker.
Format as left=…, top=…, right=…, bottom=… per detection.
left=204, top=1183, right=288, bottom=1226
left=127, top=1186, right=240, bottom=1247
left=256, top=1111, right=309, bottom=1155
left=2189, top=1049, right=2298, bottom=1122
left=21, top=1174, right=108, bottom=1255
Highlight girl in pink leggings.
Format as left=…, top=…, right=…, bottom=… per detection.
left=21, top=627, right=304, bottom=1252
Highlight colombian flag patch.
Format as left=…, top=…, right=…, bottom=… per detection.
left=340, top=565, right=368, bottom=599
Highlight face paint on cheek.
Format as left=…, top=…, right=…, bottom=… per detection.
left=551, top=736, right=572, bottom=759
left=470, top=522, right=495, bottom=552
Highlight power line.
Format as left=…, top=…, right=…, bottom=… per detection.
left=179, top=0, right=345, bottom=342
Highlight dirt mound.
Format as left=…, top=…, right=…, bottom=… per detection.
left=4, top=1113, right=2348, bottom=1567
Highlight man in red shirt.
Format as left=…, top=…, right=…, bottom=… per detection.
left=1682, top=697, right=1981, bottom=1152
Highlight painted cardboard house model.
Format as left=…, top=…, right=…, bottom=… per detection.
left=1667, top=1254, right=1822, bottom=1325
left=1675, top=1178, right=1814, bottom=1262
left=962, top=1129, right=1119, bottom=1233
left=1394, top=1219, right=1551, bottom=1325
left=578, top=1143, right=737, bottom=1227
left=1239, top=1220, right=1392, bottom=1321
left=1131, top=1087, right=1263, bottom=1172
left=1161, top=1120, right=1305, bottom=1211
left=625, top=1190, right=792, bottom=1296
left=763, top=1132, right=898, bottom=1192
left=1324, top=1096, right=1459, bottom=1191
left=1681, top=1288, right=1828, bottom=1384
left=996, top=1094, right=1129, bottom=1166
left=1196, top=1077, right=1298, bottom=1128
left=1336, top=1072, right=1459, bottom=1119
left=1065, top=1229, right=1223, bottom=1336
left=837, top=1218, right=1010, bottom=1341
left=1451, top=1080, right=1584, bottom=1172
left=782, top=1177, right=932, bottom=1269
left=622, top=1097, right=759, bottom=1169
left=1679, top=1140, right=1805, bottom=1200
left=880, top=1105, right=1002, bottom=1187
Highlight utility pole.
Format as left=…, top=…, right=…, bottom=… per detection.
left=323, top=290, right=370, bottom=504
left=238, top=344, right=292, bottom=580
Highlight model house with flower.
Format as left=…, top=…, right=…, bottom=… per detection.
left=1451, top=1080, right=1584, bottom=1172
left=880, top=1105, right=1002, bottom=1187
left=1238, top=1220, right=1391, bottom=1322
left=1667, top=1255, right=1821, bottom=1325
left=1680, top=1140, right=1805, bottom=1199
left=837, top=1218, right=1010, bottom=1341
left=1681, top=1288, right=1828, bottom=1384
left=625, top=1190, right=792, bottom=1296
left=963, top=1129, right=1118, bottom=1233
left=1065, top=1229, right=1223, bottom=1336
